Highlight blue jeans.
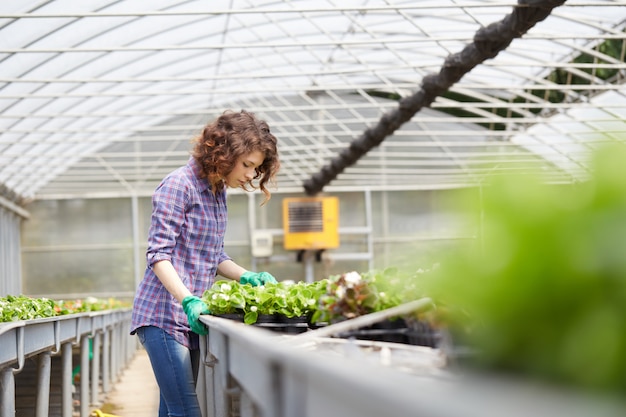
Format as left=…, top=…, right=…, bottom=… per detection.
left=136, top=326, right=202, bottom=417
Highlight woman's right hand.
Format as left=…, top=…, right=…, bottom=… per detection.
left=182, top=295, right=210, bottom=335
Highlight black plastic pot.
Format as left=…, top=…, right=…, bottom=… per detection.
left=213, top=313, right=244, bottom=322
left=335, top=318, right=441, bottom=347
left=254, top=313, right=281, bottom=324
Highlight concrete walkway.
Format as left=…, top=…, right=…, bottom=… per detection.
left=97, top=348, right=159, bottom=417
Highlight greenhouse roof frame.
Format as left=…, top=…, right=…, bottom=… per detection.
left=0, top=0, right=625, bottom=202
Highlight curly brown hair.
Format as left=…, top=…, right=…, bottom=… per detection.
left=191, top=110, right=280, bottom=204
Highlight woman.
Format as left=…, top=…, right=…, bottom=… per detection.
left=130, top=109, right=280, bottom=417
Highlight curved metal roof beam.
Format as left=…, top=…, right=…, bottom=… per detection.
left=303, top=0, right=568, bottom=195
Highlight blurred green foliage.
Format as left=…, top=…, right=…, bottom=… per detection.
left=425, top=143, right=626, bottom=394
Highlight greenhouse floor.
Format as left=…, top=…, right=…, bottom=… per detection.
left=98, top=348, right=159, bottom=417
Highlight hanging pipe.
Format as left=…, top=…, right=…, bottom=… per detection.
left=302, top=0, right=567, bottom=196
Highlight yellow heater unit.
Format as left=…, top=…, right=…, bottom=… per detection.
left=282, top=197, right=339, bottom=250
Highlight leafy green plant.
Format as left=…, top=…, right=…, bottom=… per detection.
left=202, top=271, right=435, bottom=327
left=312, top=268, right=434, bottom=324
left=0, top=295, right=57, bottom=322
left=314, top=271, right=378, bottom=323
left=202, top=280, right=326, bottom=325
left=0, top=295, right=128, bottom=322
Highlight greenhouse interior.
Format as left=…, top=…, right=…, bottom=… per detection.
left=1, top=1, right=626, bottom=416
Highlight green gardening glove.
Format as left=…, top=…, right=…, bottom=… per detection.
left=239, top=271, right=278, bottom=287
left=182, top=295, right=210, bottom=335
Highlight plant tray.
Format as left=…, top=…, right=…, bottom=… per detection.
left=336, top=319, right=441, bottom=348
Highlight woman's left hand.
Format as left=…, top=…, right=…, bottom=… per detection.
left=240, top=271, right=278, bottom=286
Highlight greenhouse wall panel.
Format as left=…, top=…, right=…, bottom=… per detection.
left=1, top=203, right=23, bottom=297
left=19, top=190, right=471, bottom=297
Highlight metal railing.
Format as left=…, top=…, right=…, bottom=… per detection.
left=6, top=305, right=624, bottom=417
left=198, top=305, right=626, bottom=417
left=0, top=309, right=135, bottom=417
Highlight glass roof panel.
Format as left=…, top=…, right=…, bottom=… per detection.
left=0, top=0, right=624, bottom=201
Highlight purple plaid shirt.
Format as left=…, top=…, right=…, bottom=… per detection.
left=130, top=158, right=231, bottom=349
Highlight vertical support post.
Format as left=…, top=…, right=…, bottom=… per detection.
left=35, top=352, right=52, bottom=417
left=303, top=251, right=314, bottom=283
left=202, top=330, right=217, bottom=417
left=117, top=324, right=123, bottom=380
left=126, top=323, right=134, bottom=364
left=197, top=334, right=207, bottom=417
left=111, top=324, right=119, bottom=382
left=111, top=325, right=118, bottom=384
left=61, top=342, right=73, bottom=417
left=209, top=331, right=230, bottom=417
left=248, top=192, right=258, bottom=272
left=364, top=188, right=374, bottom=271
left=80, top=335, right=90, bottom=417
left=91, top=332, right=101, bottom=407
left=117, top=323, right=123, bottom=378
left=101, top=328, right=110, bottom=394
left=381, top=187, right=390, bottom=267
left=131, top=194, right=142, bottom=292
left=0, top=367, right=16, bottom=417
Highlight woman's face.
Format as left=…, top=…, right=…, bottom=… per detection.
left=224, top=150, right=264, bottom=189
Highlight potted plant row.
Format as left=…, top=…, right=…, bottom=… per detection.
left=202, top=268, right=441, bottom=345
left=0, top=295, right=128, bottom=323
left=202, top=279, right=327, bottom=332
left=313, top=268, right=442, bottom=347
